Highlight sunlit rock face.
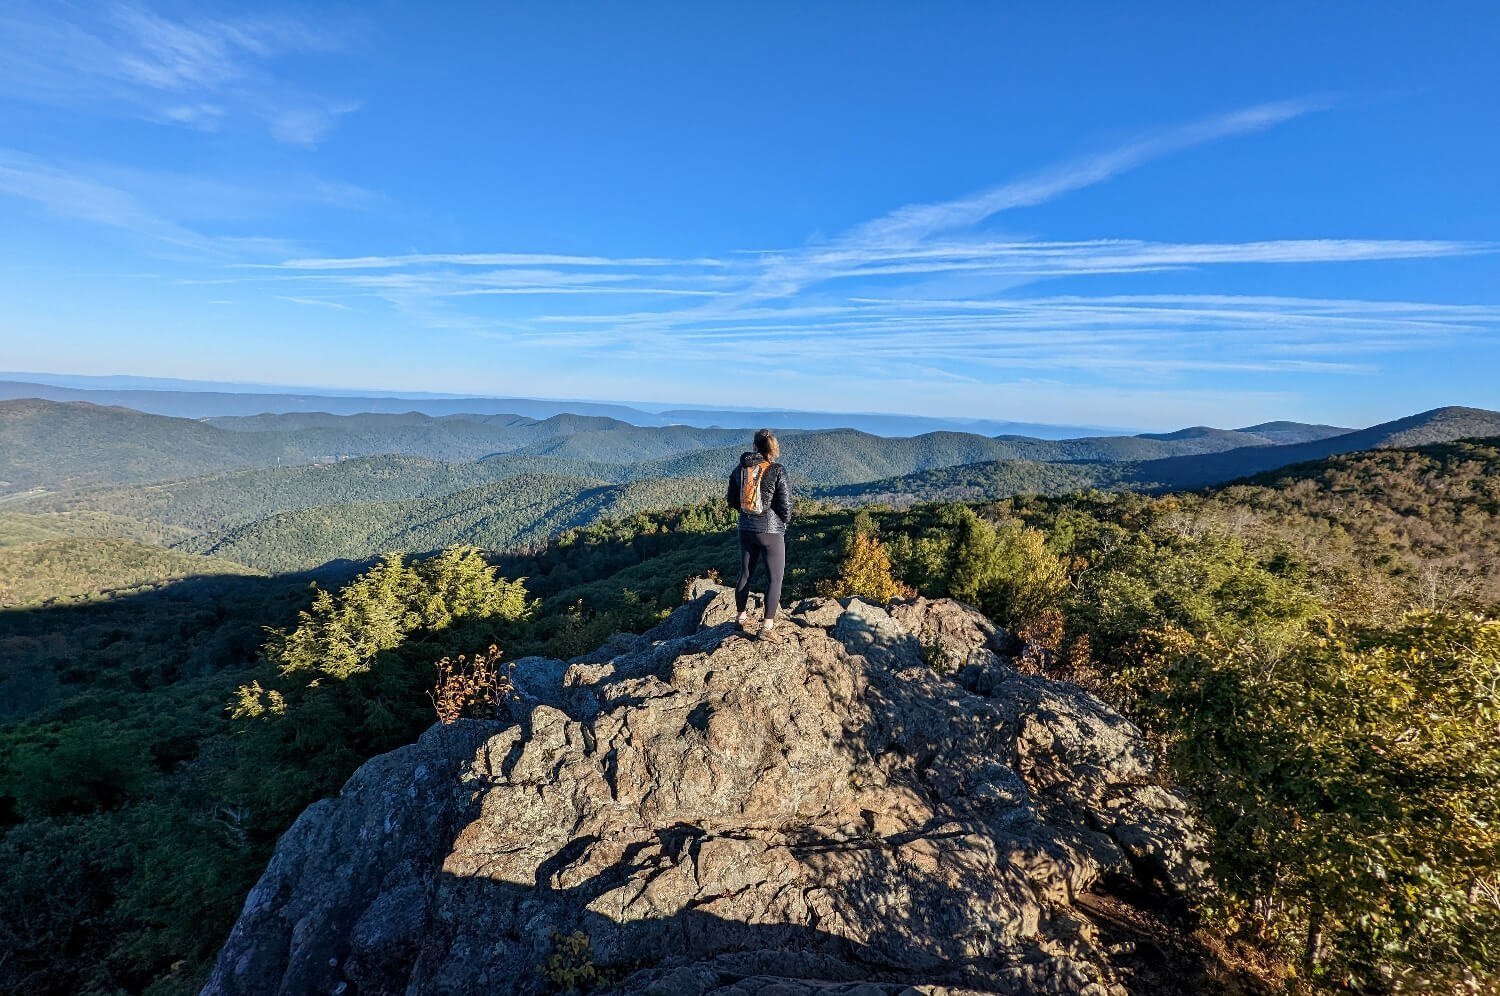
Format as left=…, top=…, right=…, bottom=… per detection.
left=204, top=582, right=1208, bottom=996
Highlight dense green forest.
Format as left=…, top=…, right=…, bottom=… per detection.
left=180, top=474, right=724, bottom=573
left=819, top=456, right=1137, bottom=505
left=1, top=437, right=1496, bottom=994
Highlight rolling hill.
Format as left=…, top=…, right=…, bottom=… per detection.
left=1234, top=420, right=1354, bottom=445
left=0, top=399, right=282, bottom=491
left=2, top=396, right=1367, bottom=495
left=819, top=408, right=1500, bottom=505
left=626, top=429, right=1023, bottom=487
left=989, top=422, right=1352, bottom=463
left=8, top=398, right=1496, bottom=583
left=0, top=401, right=740, bottom=491
left=22, top=455, right=549, bottom=534
left=180, top=473, right=724, bottom=573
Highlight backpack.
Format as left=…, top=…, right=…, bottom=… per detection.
left=739, top=460, right=772, bottom=514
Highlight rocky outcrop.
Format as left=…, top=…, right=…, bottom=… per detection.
left=205, top=582, right=1208, bottom=996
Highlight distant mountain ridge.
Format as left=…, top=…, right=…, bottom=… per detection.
left=0, top=377, right=1116, bottom=438
left=824, top=407, right=1500, bottom=504
left=6, top=397, right=1496, bottom=579
left=0, top=397, right=1361, bottom=493
left=1135, top=405, right=1500, bottom=490
left=0, top=401, right=740, bottom=491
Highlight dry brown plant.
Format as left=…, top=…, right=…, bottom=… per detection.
left=431, top=644, right=516, bottom=724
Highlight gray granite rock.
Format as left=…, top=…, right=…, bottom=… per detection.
left=204, top=580, right=1207, bottom=996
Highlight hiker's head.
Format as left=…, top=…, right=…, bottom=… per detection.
left=754, top=428, right=779, bottom=460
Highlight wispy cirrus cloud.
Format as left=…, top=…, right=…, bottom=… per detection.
left=9, top=90, right=1496, bottom=387
left=732, top=97, right=1339, bottom=305
left=0, top=148, right=378, bottom=256
left=236, top=241, right=1496, bottom=383
left=0, top=148, right=242, bottom=254
left=267, top=252, right=728, bottom=270
left=0, top=0, right=363, bottom=144
left=513, top=291, right=1500, bottom=379
left=241, top=235, right=1492, bottom=354
left=846, top=98, right=1334, bottom=248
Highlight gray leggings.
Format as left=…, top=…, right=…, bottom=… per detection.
left=735, top=530, right=785, bottom=619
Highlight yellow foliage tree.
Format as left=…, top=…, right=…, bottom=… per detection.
left=831, top=532, right=910, bottom=605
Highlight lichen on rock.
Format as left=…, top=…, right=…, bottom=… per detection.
left=204, top=582, right=1208, bottom=996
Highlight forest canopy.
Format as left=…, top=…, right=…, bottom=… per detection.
left=1, top=438, right=1497, bottom=993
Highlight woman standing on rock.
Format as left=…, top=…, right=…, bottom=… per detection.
left=727, top=428, right=793, bottom=636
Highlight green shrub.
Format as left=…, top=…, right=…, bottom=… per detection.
left=263, top=546, right=530, bottom=683
left=886, top=505, right=1068, bottom=627
left=541, top=930, right=603, bottom=993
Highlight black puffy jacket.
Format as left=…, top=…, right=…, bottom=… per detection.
left=726, top=451, right=792, bottom=534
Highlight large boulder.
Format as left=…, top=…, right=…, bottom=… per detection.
left=204, top=584, right=1208, bottom=996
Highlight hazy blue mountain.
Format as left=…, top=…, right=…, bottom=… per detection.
left=1, top=395, right=1423, bottom=498
left=989, top=424, right=1350, bottom=463
left=506, top=423, right=769, bottom=462
left=0, top=401, right=730, bottom=491
left=0, top=377, right=664, bottom=423
left=0, top=376, right=1121, bottom=436
left=203, top=410, right=751, bottom=462
left=606, top=426, right=1252, bottom=485
left=650, top=406, right=1121, bottom=438
left=613, top=430, right=1020, bottom=488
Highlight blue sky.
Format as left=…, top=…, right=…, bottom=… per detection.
left=0, top=1, right=1496, bottom=430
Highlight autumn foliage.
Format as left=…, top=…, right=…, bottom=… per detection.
left=830, top=531, right=911, bottom=604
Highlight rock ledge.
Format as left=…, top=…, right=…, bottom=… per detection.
left=205, top=583, right=1208, bottom=996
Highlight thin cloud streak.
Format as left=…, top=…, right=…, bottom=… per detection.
left=844, top=97, right=1335, bottom=247
left=275, top=295, right=352, bottom=311
left=269, top=252, right=728, bottom=270
left=732, top=97, right=1338, bottom=306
